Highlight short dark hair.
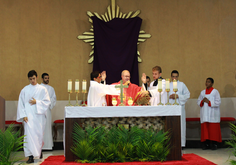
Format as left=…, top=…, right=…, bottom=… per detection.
left=28, top=70, right=37, bottom=78
left=207, top=77, right=214, bottom=84
left=146, top=76, right=150, bottom=80
left=90, top=71, right=100, bottom=80
left=152, top=66, right=162, bottom=73
left=42, top=73, right=49, bottom=79
left=171, top=70, right=179, bottom=76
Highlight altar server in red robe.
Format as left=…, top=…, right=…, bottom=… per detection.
left=107, top=70, right=146, bottom=106
left=197, top=77, right=221, bottom=150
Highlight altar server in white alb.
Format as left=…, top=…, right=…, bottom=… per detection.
left=197, top=78, right=221, bottom=150
left=17, top=70, right=51, bottom=164
left=87, top=71, right=119, bottom=106
left=41, top=73, right=56, bottom=150
left=169, top=70, right=190, bottom=147
left=149, top=66, right=167, bottom=105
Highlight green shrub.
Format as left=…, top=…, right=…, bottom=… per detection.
left=226, top=123, right=236, bottom=165
left=71, top=124, right=170, bottom=163
left=0, top=124, right=25, bottom=165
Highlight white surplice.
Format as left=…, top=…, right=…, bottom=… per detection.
left=149, top=79, right=167, bottom=105
left=87, top=81, right=119, bottom=107
left=17, top=84, right=51, bottom=158
left=41, top=83, right=56, bottom=150
left=197, top=89, right=221, bottom=123
left=169, top=81, right=190, bottom=147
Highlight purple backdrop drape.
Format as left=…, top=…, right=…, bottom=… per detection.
left=92, top=16, right=142, bottom=85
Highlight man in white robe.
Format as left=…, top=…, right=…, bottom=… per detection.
left=169, top=70, right=190, bottom=148
left=17, top=70, right=51, bottom=163
left=41, top=73, right=56, bottom=150
left=87, top=71, right=119, bottom=106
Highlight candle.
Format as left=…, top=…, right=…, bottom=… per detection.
left=68, top=79, right=72, bottom=92
left=75, top=79, right=79, bottom=91
left=166, top=79, right=170, bottom=90
left=158, top=79, right=162, bottom=90
left=173, top=79, right=178, bottom=90
left=82, top=80, right=87, bottom=91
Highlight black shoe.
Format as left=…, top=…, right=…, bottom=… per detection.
left=26, top=155, right=34, bottom=164
left=202, top=142, right=210, bottom=150
left=40, top=151, right=43, bottom=159
left=211, top=144, right=218, bottom=150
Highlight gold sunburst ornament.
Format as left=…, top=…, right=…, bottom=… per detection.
left=78, top=0, right=151, bottom=64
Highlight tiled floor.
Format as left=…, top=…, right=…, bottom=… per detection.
left=14, top=148, right=236, bottom=165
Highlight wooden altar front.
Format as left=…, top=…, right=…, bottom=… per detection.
left=64, top=106, right=181, bottom=161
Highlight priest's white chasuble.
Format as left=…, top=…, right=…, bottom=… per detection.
left=87, top=81, right=119, bottom=106
left=169, top=81, right=190, bottom=147
left=17, top=84, right=51, bottom=157
left=41, top=83, right=56, bottom=150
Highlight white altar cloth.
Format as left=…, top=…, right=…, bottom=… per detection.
left=65, top=105, right=181, bottom=118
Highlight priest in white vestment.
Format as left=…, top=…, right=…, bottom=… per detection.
left=169, top=70, right=190, bottom=147
left=17, top=70, right=51, bottom=163
left=87, top=71, right=119, bottom=106
left=41, top=73, right=56, bottom=150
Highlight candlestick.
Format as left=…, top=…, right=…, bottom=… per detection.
left=67, top=79, right=72, bottom=93
left=173, top=79, right=178, bottom=90
left=172, top=79, right=179, bottom=105
left=165, top=78, right=171, bottom=105
left=82, top=80, right=87, bottom=93
left=158, top=79, right=162, bottom=92
left=75, top=79, right=79, bottom=92
left=74, top=80, right=80, bottom=106
left=82, top=80, right=87, bottom=106
left=157, top=79, right=163, bottom=105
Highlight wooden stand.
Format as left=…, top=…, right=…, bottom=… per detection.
left=0, top=96, right=5, bottom=130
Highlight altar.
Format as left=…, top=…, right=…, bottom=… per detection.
left=64, top=105, right=182, bottom=161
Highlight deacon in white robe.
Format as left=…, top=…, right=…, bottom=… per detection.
left=148, top=66, right=167, bottom=105
left=41, top=73, right=57, bottom=150
left=87, top=71, right=119, bottom=106
left=17, top=70, right=50, bottom=163
left=169, top=70, right=190, bottom=147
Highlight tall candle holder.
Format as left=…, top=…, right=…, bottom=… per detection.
left=173, top=79, right=179, bottom=105
left=165, top=78, right=171, bottom=105
left=157, top=79, right=163, bottom=105
left=74, top=79, right=80, bottom=106
left=67, top=79, right=73, bottom=106
left=82, top=80, right=87, bottom=106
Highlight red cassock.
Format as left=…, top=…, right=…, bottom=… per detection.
left=106, top=82, right=142, bottom=106
left=200, top=87, right=222, bottom=142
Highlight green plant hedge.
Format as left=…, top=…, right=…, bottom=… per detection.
left=0, top=124, right=25, bottom=165
left=71, top=124, right=170, bottom=163
left=226, top=123, right=236, bottom=165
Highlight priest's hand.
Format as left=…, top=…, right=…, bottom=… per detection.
left=141, top=73, right=147, bottom=83
left=23, top=117, right=28, bottom=123
left=29, top=98, right=36, bottom=105
left=101, top=71, right=106, bottom=81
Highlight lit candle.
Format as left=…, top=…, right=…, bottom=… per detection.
left=82, top=80, right=87, bottom=91
left=166, top=79, right=170, bottom=90
left=158, top=79, right=162, bottom=90
left=68, top=79, right=72, bottom=92
left=75, top=79, right=79, bottom=92
left=173, top=79, right=178, bottom=90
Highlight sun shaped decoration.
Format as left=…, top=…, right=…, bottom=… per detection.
left=78, top=0, right=151, bottom=64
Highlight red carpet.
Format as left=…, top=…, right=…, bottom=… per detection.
left=40, top=154, right=216, bottom=165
